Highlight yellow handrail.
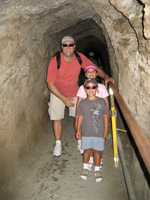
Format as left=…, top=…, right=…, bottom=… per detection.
left=109, top=87, right=118, bottom=168
left=109, top=82, right=150, bottom=174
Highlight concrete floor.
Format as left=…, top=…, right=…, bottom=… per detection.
left=0, top=109, right=129, bottom=200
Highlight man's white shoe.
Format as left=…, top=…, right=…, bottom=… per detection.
left=53, top=145, right=62, bottom=157
left=77, top=143, right=84, bottom=155
left=80, top=148, right=84, bottom=155
left=77, top=143, right=81, bottom=151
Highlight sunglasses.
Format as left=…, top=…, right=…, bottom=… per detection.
left=62, top=44, right=74, bottom=47
left=85, top=86, right=97, bottom=89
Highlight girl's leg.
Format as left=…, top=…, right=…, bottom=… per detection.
left=88, top=149, right=94, bottom=170
left=89, top=151, right=103, bottom=171
left=83, top=149, right=92, bottom=165
left=90, top=149, right=93, bottom=158
left=93, top=150, right=103, bottom=182
left=93, top=150, right=101, bottom=167
left=81, top=149, right=92, bottom=180
left=100, top=151, right=103, bottom=171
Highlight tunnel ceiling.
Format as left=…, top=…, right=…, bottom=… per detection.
left=1, top=0, right=148, bottom=43
left=1, top=0, right=147, bottom=53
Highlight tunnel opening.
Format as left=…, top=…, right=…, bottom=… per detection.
left=76, top=35, right=110, bottom=75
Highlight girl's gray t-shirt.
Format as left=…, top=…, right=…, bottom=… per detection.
left=77, top=98, right=108, bottom=137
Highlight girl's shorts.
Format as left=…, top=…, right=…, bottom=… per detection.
left=81, top=137, right=105, bottom=151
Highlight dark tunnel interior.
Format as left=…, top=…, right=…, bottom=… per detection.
left=76, top=35, right=110, bottom=75
left=76, top=35, right=111, bottom=86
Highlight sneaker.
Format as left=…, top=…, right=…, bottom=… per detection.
left=95, top=170, right=102, bottom=182
left=77, top=142, right=81, bottom=151
left=80, top=169, right=88, bottom=180
left=53, top=145, right=62, bottom=157
left=100, top=159, right=103, bottom=171
left=80, top=148, right=84, bottom=155
left=88, top=161, right=93, bottom=171
left=77, top=143, right=84, bottom=155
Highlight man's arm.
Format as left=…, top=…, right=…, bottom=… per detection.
left=79, top=52, right=115, bottom=85
left=96, top=67, right=115, bottom=86
left=47, top=82, right=75, bottom=107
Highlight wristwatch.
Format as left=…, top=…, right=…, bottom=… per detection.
left=104, top=75, right=109, bottom=80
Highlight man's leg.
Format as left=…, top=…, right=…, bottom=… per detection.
left=53, top=120, right=62, bottom=140
left=48, top=94, right=65, bottom=157
left=53, top=120, right=62, bottom=157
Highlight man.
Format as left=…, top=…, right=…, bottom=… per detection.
left=46, top=36, right=114, bottom=157
left=88, top=52, right=99, bottom=67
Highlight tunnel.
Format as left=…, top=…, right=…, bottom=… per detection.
left=0, top=0, right=150, bottom=199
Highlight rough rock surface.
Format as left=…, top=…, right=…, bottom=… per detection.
left=0, top=0, right=150, bottom=199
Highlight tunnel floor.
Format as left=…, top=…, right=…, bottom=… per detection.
left=1, top=109, right=129, bottom=200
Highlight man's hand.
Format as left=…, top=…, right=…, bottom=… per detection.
left=96, top=68, right=115, bottom=86
left=105, top=76, right=115, bottom=86
left=63, top=97, right=75, bottom=107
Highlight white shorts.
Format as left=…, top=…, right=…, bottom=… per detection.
left=48, top=93, right=77, bottom=120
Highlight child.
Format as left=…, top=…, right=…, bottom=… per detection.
left=76, top=79, right=108, bottom=182
left=75, top=65, right=109, bottom=171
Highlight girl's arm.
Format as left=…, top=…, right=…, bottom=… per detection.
left=103, top=97, right=110, bottom=125
left=103, top=115, right=109, bottom=140
left=76, top=115, right=83, bottom=140
left=74, top=97, right=83, bottom=130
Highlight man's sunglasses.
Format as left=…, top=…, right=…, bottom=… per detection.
left=62, top=44, right=74, bottom=47
left=85, top=86, right=97, bottom=89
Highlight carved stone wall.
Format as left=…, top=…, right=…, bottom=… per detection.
left=0, top=0, right=149, bottom=198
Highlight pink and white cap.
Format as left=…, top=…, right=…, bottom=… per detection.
left=84, top=65, right=98, bottom=72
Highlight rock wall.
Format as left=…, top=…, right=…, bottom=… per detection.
left=0, top=0, right=149, bottom=198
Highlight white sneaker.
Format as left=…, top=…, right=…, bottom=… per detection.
left=77, top=142, right=81, bottom=151
left=53, top=145, right=62, bottom=157
left=80, top=148, right=84, bottom=155
left=88, top=162, right=93, bottom=171
left=77, top=143, right=84, bottom=155
left=100, top=159, right=103, bottom=171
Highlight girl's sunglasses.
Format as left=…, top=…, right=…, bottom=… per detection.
left=85, top=86, right=97, bottom=90
left=62, top=44, right=74, bottom=47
